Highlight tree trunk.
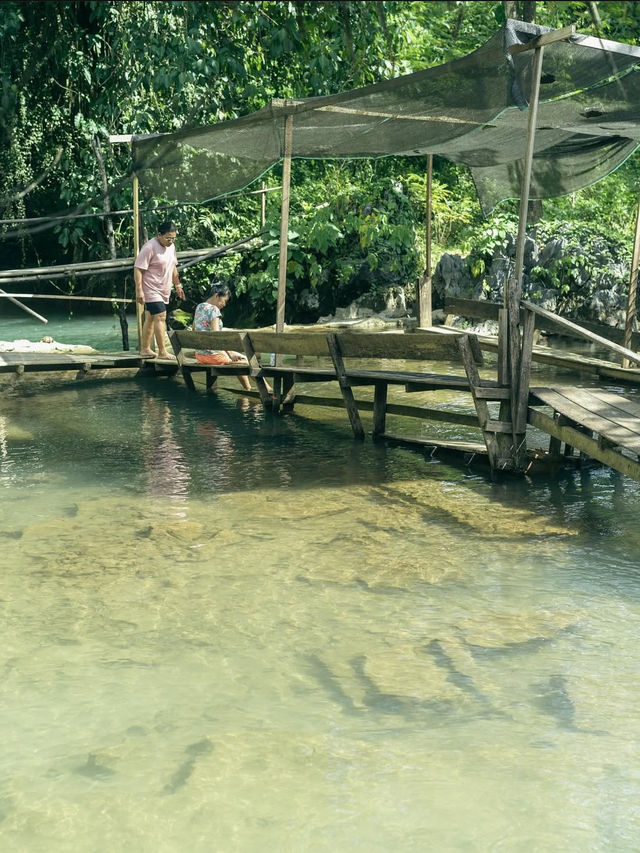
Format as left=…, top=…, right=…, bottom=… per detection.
left=503, top=1, right=536, bottom=21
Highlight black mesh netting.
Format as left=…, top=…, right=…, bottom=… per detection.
left=132, top=20, right=640, bottom=213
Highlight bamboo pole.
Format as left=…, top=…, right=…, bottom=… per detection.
left=0, top=293, right=133, bottom=304
left=623, top=189, right=640, bottom=367
left=417, top=154, right=433, bottom=327
left=500, top=43, right=545, bottom=471
left=0, top=244, right=249, bottom=282
left=511, top=46, right=544, bottom=305
left=132, top=172, right=143, bottom=345
left=0, top=287, right=48, bottom=323
left=276, top=114, right=293, bottom=333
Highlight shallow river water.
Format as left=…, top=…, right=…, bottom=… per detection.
left=1, top=314, right=640, bottom=851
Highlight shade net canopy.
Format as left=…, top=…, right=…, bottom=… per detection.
left=132, top=20, right=640, bottom=213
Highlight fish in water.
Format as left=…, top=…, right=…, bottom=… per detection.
left=425, top=640, right=511, bottom=720
left=75, top=753, right=115, bottom=780
left=306, top=654, right=362, bottom=716
left=162, top=738, right=213, bottom=795
left=533, top=675, right=608, bottom=736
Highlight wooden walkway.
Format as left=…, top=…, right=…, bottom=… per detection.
left=5, top=335, right=640, bottom=483
left=528, top=385, right=640, bottom=481
left=0, top=350, right=178, bottom=379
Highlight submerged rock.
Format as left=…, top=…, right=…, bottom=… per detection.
left=380, top=480, right=577, bottom=538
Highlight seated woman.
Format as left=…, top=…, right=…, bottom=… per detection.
left=192, top=281, right=252, bottom=391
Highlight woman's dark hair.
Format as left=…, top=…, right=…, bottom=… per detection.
left=157, top=220, right=178, bottom=234
left=209, top=281, right=232, bottom=300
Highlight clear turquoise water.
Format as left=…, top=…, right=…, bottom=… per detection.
left=1, top=315, right=640, bottom=851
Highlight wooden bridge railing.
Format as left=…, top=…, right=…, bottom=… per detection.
left=520, top=300, right=640, bottom=366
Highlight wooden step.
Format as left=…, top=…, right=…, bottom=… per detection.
left=483, top=419, right=513, bottom=433
left=472, top=385, right=511, bottom=400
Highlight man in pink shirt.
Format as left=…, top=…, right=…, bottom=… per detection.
left=134, top=220, right=185, bottom=358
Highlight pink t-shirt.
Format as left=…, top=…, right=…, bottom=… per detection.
left=134, top=238, right=176, bottom=304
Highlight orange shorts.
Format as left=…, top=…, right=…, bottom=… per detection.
left=195, top=352, right=232, bottom=365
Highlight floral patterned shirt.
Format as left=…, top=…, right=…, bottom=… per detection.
left=193, top=301, right=222, bottom=355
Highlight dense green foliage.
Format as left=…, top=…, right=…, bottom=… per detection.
left=2, top=0, right=640, bottom=324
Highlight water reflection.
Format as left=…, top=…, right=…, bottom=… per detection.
left=140, top=394, right=191, bottom=501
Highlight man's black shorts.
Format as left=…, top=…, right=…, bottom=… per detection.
left=145, top=301, right=167, bottom=316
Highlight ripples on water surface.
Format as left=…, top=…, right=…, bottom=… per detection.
left=1, top=370, right=640, bottom=852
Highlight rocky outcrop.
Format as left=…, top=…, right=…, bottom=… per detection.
left=433, top=232, right=632, bottom=328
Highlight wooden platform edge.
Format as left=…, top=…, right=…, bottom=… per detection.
left=528, top=406, right=640, bottom=481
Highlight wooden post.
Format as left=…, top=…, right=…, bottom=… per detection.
left=276, top=114, right=293, bottom=334
left=499, top=35, right=550, bottom=471
left=498, top=25, right=576, bottom=471
left=132, top=171, right=143, bottom=346
left=417, top=154, right=433, bottom=327
left=497, top=45, right=545, bottom=470
left=512, top=46, right=544, bottom=306
left=623, top=190, right=640, bottom=367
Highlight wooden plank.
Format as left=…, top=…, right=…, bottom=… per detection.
left=346, top=369, right=470, bottom=389
left=472, top=386, right=511, bottom=400
left=281, top=394, right=481, bottom=426
left=581, top=387, right=640, bottom=419
left=530, top=387, right=640, bottom=453
left=545, top=386, right=640, bottom=437
left=484, top=420, right=515, bottom=434
left=381, top=433, right=489, bottom=457
left=528, top=407, right=640, bottom=482
left=259, top=366, right=336, bottom=382
left=457, top=334, right=501, bottom=468
left=326, top=333, right=365, bottom=440
left=446, top=297, right=500, bottom=323
left=246, top=330, right=331, bottom=357
left=445, top=297, right=640, bottom=351
left=281, top=394, right=344, bottom=408
left=333, top=330, right=473, bottom=361
left=522, top=300, right=640, bottom=365
left=507, top=24, right=576, bottom=54
left=170, top=329, right=247, bottom=352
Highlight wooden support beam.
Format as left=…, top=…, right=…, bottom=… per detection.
left=528, top=406, right=640, bottom=481
left=507, top=24, right=576, bottom=54
left=373, top=381, right=388, bottom=437
left=457, top=335, right=501, bottom=468
left=241, top=332, right=273, bottom=406
left=276, top=114, right=293, bottom=334
left=417, top=154, right=433, bottom=327
left=512, top=44, right=544, bottom=304
left=623, top=190, right=640, bottom=366
left=133, top=171, right=143, bottom=346
left=0, top=287, right=48, bottom=323
left=514, top=306, right=536, bottom=433
left=326, top=333, right=365, bottom=439
left=523, top=300, right=640, bottom=365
